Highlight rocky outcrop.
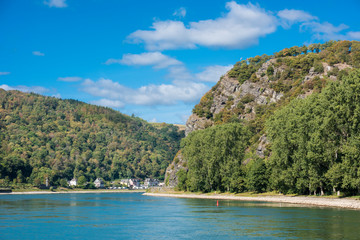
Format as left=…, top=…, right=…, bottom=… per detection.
left=256, top=135, right=269, bottom=158
left=164, top=152, right=188, bottom=187
left=185, top=59, right=284, bottom=135
left=185, top=115, right=213, bottom=136
left=168, top=45, right=357, bottom=188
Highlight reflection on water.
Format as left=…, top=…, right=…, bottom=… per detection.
left=0, top=192, right=359, bottom=240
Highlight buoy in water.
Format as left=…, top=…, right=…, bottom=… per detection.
left=216, top=200, right=219, bottom=207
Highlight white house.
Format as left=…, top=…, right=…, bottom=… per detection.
left=69, top=178, right=78, bottom=187
left=94, top=178, right=105, bottom=188
left=120, top=179, right=130, bottom=187
left=144, top=178, right=159, bottom=188
left=129, top=179, right=140, bottom=189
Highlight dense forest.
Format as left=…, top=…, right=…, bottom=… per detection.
left=0, top=90, right=184, bottom=187
left=174, top=40, right=360, bottom=196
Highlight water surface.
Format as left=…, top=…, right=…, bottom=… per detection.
left=0, top=192, right=359, bottom=239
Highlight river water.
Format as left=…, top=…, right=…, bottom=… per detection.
left=0, top=192, right=359, bottom=239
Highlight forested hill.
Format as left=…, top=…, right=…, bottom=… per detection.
left=0, top=89, right=184, bottom=187
left=166, top=40, right=360, bottom=196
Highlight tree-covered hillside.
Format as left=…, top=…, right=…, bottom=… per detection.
left=170, top=40, right=360, bottom=196
left=0, top=89, right=184, bottom=187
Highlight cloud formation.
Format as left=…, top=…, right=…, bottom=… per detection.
left=82, top=61, right=232, bottom=109
left=82, top=78, right=208, bottom=107
left=0, top=84, right=49, bottom=94
left=32, top=51, right=45, bottom=56
left=301, top=21, right=352, bottom=41
left=105, top=52, right=182, bottom=69
left=196, top=65, right=233, bottom=82
left=91, top=98, right=125, bottom=108
left=128, top=2, right=277, bottom=50
left=276, top=8, right=359, bottom=41
left=173, top=7, right=186, bottom=18
left=44, top=0, right=67, bottom=8
left=57, top=76, right=83, bottom=82
left=278, top=9, right=317, bottom=28
left=0, top=72, right=10, bottom=76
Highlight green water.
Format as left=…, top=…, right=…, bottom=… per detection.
left=0, top=192, right=359, bottom=239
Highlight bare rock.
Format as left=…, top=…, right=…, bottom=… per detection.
left=256, top=135, right=269, bottom=158
left=164, top=152, right=188, bottom=188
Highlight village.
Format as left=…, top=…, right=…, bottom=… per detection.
left=67, top=178, right=164, bottom=190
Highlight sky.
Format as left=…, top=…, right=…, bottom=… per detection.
left=1, top=0, right=360, bottom=124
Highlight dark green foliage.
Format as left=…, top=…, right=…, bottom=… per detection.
left=246, top=158, right=268, bottom=193
left=175, top=168, right=187, bottom=191
left=266, top=69, right=360, bottom=195
left=192, top=91, right=214, bottom=119
left=181, top=123, right=250, bottom=192
left=228, top=55, right=272, bottom=84
left=240, top=94, right=255, bottom=104
left=0, top=90, right=184, bottom=187
left=184, top=40, right=360, bottom=196
left=313, top=61, right=324, bottom=73
left=266, top=65, right=274, bottom=76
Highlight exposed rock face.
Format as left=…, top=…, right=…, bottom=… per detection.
left=168, top=53, right=355, bottom=188
left=185, top=115, right=212, bottom=136
left=164, top=152, right=188, bottom=187
left=256, top=135, right=269, bottom=158
left=185, top=59, right=284, bottom=135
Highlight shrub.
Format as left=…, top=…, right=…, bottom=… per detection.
left=241, top=94, right=255, bottom=104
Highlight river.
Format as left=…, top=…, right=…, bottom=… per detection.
left=0, top=192, right=359, bottom=239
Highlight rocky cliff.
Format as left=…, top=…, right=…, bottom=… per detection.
left=166, top=40, right=357, bottom=188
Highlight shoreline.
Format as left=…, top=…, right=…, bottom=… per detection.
left=143, top=192, right=360, bottom=210
left=0, top=190, right=145, bottom=195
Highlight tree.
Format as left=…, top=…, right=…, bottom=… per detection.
left=182, top=123, right=250, bottom=192
left=246, top=158, right=268, bottom=193
left=78, top=176, right=87, bottom=186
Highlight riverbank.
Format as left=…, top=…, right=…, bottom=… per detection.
left=0, top=189, right=145, bottom=195
left=144, top=192, right=360, bottom=210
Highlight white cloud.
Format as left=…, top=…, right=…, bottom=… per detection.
left=57, top=76, right=83, bottom=82
left=301, top=21, right=350, bottom=40
left=0, top=84, right=49, bottom=94
left=173, top=7, right=186, bottom=18
left=0, top=72, right=10, bottom=76
left=32, top=51, right=45, bottom=56
left=52, top=93, right=62, bottom=98
left=105, top=52, right=182, bottom=69
left=82, top=78, right=208, bottom=106
left=44, top=0, right=67, bottom=8
left=195, top=65, right=233, bottom=82
left=278, top=9, right=317, bottom=28
left=91, top=98, right=125, bottom=108
left=128, top=1, right=277, bottom=50
left=347, top=31, right=360, bottom=40
left=278, top=9, right=316, bottom=22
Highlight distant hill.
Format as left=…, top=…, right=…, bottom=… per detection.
left=0, top=90, right=184, bottom=187
left=167, top=40, right=360, bottom=196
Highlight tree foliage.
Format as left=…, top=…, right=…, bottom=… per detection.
left=0, top=90, right=184, bottom=187
left=181, top=123, right=250, bottom=192
left=266, top=69, right=360, bottom=195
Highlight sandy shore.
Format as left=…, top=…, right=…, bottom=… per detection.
left=144, top=192, right=360, bottom=210
left=0, top=190, right=145, bottom=195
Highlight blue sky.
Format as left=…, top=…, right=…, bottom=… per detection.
left=1, top=0, right=360, bottom=124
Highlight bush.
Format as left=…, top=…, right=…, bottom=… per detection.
left=266, top=66, right=274, bottom=76
left=313, top=61, right=324, bottom=73
left=241, top=94, right=255, bottom=104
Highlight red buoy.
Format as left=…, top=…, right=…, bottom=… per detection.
left=216, top=200, right=219, bottom=207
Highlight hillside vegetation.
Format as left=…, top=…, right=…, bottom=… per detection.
left=0, top=90, right=184, bottom=187
left=171, top=40, right=360, bottom=196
